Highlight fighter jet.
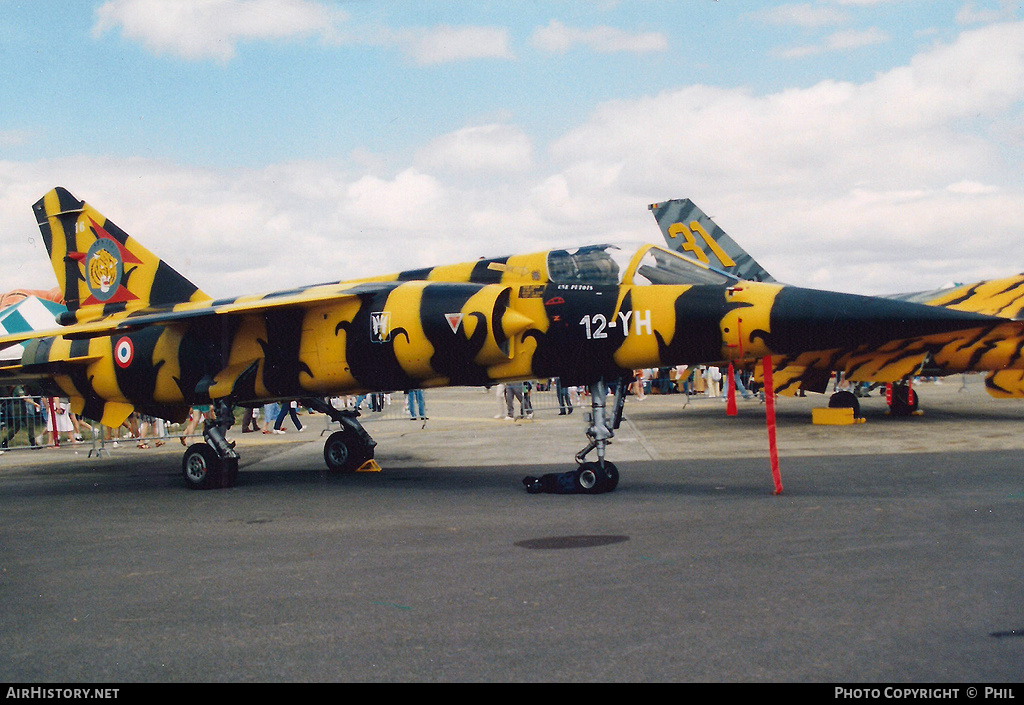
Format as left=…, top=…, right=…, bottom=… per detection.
left=0, top=188, right=1010, bottom=492
left=650, top=198, right=1024, bottom=416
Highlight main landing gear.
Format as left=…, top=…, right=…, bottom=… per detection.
left=886, top=381, right=919, bottom=416
left=181, top=397, right=377, bottom=489
left=304, top=397, right=377, bottom=473
left=827, top=381, right=920, bottom=420
left=182, top=400, right=240, bottom=490
left=523, top=378, right=624, bottom=495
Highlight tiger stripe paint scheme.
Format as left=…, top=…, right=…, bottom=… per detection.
left=0, top=187, right=1018, bottom=490
left=2, top=187, right=1015, bottom=420
left=650, top=198, right=1024, bottom=398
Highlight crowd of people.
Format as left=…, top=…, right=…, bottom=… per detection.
left=1, top=388, right=88, bottom=453
left=484, top=366, right=760, bottom=420
left=2, top=368, right=762, bottom=454
left=0, top=385, right=176, bottom=452
left=0, top=387, right=405, bottom=453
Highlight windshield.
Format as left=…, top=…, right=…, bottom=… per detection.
left=630, top=245, right=739, bottom=286
left=544, top=243, right=740, bottom=287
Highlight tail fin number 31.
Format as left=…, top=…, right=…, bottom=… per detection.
left=668, top=221, right=736, bottom=269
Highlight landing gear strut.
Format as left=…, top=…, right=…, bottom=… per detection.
left=523, top=378, right=624, bottom=494
left=303, top=397, right=377, bottom=473
left=180, top=397, right=378, bottom=489
left=182, top=399, right=240, bottom=490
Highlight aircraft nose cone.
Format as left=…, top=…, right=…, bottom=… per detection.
left=500, top=308, right=534, bottom=338
left=763, top=287, right=1000, bottom=354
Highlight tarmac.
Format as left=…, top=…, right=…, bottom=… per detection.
left=1, top=376, right=1022, bottom=683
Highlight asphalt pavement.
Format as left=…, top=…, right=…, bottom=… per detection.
left=1, top=377, right=1022, bottom=682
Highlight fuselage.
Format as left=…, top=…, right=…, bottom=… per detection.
left=16, top=243, right=1010, bottom=423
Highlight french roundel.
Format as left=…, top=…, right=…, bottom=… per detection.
left=114, top=336, right=134, bottom=369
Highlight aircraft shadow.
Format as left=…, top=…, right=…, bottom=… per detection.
left=3, top=447, right=1021, bottom=503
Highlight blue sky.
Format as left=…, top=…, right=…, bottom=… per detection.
left=2, top=0, right=1023, bottom=298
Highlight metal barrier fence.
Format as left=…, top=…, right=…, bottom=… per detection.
left=0, top=395, right=97, bottom=454
left=320, top=383, right=574, bottom=424
left=1, top=376, right=691, bottom=453
left=313, top=377, right=688, bottom=428
left=0, top=394, right=188, bottom=455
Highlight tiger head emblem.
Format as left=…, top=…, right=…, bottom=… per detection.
left=83, top=239, right=123, bottom=302
left=89, top=247, right=118, bottom=294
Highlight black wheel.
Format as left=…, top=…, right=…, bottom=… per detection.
left=324, top=429, right=371, bottom=473
left=575, top=462, right=620, bottom=494
left=182, top=443, right=224, bottom=490
left=828, top=390, right=861, bottom=418
left=574, top=463, right=601, bottom=494
left=600, top=461, right=619, bottom=493
left=889, top=383, right=919, bottom=416
left=572, top=461, right=621, bottom=494
left=220, top=456, right=239, bottom=488
left=584, top=461, right=619, bottom=494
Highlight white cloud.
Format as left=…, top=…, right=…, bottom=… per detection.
left=92, top=0, right=348, bottom=61
left=415, top=124, right=533, bottom=174
left=749, top=3, right=849, bottom=28
left=551, top=22, right=1024, bottom=189
left=543, top=22, right=1024, bottom=293
left=0, top=130, right=32, bottom=148
left=957, top=1, right=1020, bottom=25
left=946, top=180, right=1000, bottom=195
left=832, top=0, right=898, bottom=5
left=778, top=26, right=889, bottom=58
left=343, top=168, right=446, bottom=230
left=531, top=20, right=667, bottom=54
left=827, top=26, right=889, bottom=50
left=5, top=21, right=1024, bottom=301
left=92, top=1, right=513, bottom=66
left=386, top=25, right=514, bottom=65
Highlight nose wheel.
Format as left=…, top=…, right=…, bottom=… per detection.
left=523, top=378, right=625, bottom=494
left=576, top=460, right=619, bottom=493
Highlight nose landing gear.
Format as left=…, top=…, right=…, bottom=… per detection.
left=523, top=378, right=625, bottom=495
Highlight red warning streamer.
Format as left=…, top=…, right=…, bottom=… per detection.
left=762, top=356, right=783, bottom=495
left=726, top=362, right=737, bottom=416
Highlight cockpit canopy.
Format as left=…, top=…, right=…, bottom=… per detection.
left=546, top=245, right=625, bottom=286
left=546, top=243, right=739, bottom=287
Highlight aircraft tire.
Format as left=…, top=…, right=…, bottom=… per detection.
left=888, top=383, right=919, bottom=416
left=182, top=442, right=224, bottom=490
left=575, top=464, right=601, bottom=493
left=324, top=429, right=371, bottom=473
left=523, top=463, right=619, bottom=494
left=220, top=457, right=239, bottom=488
left=600, top=461, right=619, bottom=493
left=828, top=390, right=861, bottom=418
left=576, top=462, right=619, bottom=494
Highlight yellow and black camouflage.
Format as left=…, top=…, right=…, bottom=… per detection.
left=0, top=187, right=1021, bottom=490
left=2, top=187, right=1018, bottom=422
left=650, top=197, right=1024, bottom=398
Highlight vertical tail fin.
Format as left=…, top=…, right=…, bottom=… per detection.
left=649, top=199, right=775, bottom=283
left=32, top=187, right=211, bottom=323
